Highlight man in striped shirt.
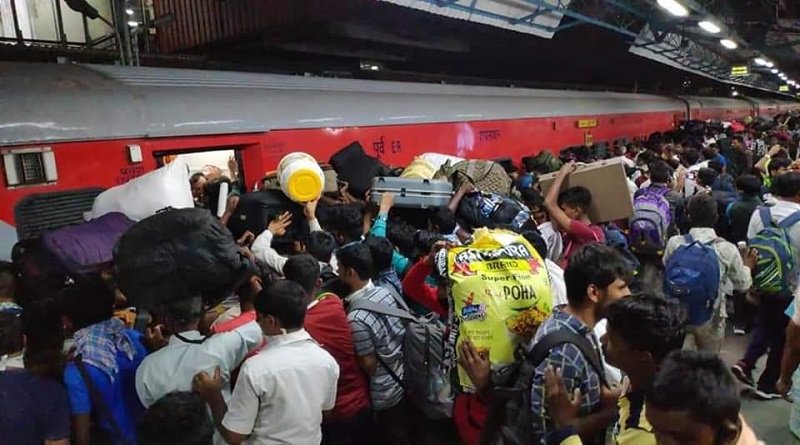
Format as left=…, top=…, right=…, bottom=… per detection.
left=337, top=243, right=409, bottom=445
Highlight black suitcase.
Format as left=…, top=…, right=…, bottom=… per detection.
left=329, top=141, right=385, bottom=199
left=228, top=190, right=309, bottom=252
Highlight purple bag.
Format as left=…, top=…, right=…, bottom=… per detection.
left=628, top=187, right=671, bottom=256
left=41, top=212, right=135, bottom=275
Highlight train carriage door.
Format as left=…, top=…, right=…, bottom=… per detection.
left=153, top=147, right=245, bottom=211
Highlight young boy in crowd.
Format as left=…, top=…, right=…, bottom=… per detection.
left=662, top=194, right=754, bottom=354
left=544, top=162, right=604, bottom=267
left=283, top=254, right=372, bottom=445
left=646, top=350, right=764, bottom=445
left=0, top=311, right=72, bottom=445
left=543, top=293, right=687, bottom=445
left=193, top=280, right=339, bottom=444
left=61, top=279, right=149, bottom=445
left=137, top=392, right=214, bottom=445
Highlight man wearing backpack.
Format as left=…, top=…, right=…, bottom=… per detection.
left=466, top=244, right=631, bottom=445
left=733, top=172, right=800, bottom=400
left=630, top=161, right=684, bottom=295
left=662, top=194, right=755, bottom=355
left=337, top=243, right=409, bottom=445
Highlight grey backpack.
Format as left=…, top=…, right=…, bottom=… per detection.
left=349, top=296, right=453, bottom=419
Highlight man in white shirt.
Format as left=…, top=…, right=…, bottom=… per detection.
left=251, top=197, right=336, bottom=275
left=193, top=280, right=340, bottom=445
left=135, top=297, right=263, bottom=410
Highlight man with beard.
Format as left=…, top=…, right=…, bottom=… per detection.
left=527, top=243, right=632, bottom=445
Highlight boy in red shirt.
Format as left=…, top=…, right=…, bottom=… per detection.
left=544, top=161, right=605, bottom=267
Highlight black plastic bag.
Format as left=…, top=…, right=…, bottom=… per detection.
left=114, top=208, right=257, bottom=311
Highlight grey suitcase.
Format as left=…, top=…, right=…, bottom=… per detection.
left=370, top=177, right=453, bottom=209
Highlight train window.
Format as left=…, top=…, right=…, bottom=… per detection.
left=2, top=147, right=57, bottom=187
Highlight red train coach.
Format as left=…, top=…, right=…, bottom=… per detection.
left=0, top=62, right=758, bottom=257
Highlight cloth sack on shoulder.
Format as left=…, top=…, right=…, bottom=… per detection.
left=441, top=160, right=513, bottom=196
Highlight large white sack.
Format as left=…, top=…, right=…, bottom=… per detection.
left=421, top=153, right=465, bottom=171
left=91, top=158, right=194, bottom=221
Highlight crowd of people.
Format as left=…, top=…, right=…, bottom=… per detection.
left=3, top=113, right=800, bottom=445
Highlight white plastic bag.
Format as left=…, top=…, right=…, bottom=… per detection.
left=421, top=153, right=465, bottom=171
left=90, top=158, right=194, bottom=221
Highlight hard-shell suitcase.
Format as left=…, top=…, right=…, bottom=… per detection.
left=370, top=177, right=453, bottom=209
left=227, top=190, right=309, bottom=250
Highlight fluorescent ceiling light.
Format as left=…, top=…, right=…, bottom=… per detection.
left=657, top=0, right=688, bottom=17
left=127, top=21, right=139, bottom=27
left=754, top=58, right=768, bottom=66
left=771, top=68, right=780, bottom=74
left=126, top=8, right=134, bottom=15
left=720, top=39, right=737, bottom=49
left=699, top=21, right=721, bottom=34
left=766, top=61, right=775, bottom=68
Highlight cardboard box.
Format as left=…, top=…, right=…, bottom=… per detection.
left=538, top=157, right=633, bottom=223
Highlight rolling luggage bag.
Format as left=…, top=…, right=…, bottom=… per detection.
left=370, top=177, right=453, bottom=209
left=227, top=190, right=309, bottom=251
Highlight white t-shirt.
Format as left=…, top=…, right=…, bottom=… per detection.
left=538, top=222, right=564, bottom=264
left=222, top=329, right=339, bottom=445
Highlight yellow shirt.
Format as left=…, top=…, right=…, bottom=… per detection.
left=559, top=390, right=655, bottom=445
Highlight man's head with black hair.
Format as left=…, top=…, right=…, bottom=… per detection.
left=283, top=254, right=322, bottom=299
left=701, top=146, right=718, bottom=161
left=645, top=350, right=743, bottom=445
left=161, top=296, right=205, bottom=333
left=731, top=135, right=744, bottom=150
left=564, top=244, right=631, bottom=319
left=735, top=174, right=762, bottom=197
left=429, top=207, right=457, bottom=235
left=0, top=312, right=23, bottom=357
left=681, top=148, right=701, bottom=167
left=336, top=243, right=374, bottom=293
left=254, top=280, right=308, bottom=334
left=327, top=204, right=364, bottom=246
left=202, top=177, right=232, bottom=211
left=304, top=231, right=336, bottom=264
left=602, top=293, right=686, bottom=386
left=686, top=193, right=718, bottom=229
left=557, top=186, right=592, bottom=221
left=138, top=392, right=214, bottom=445
left=648, top=161, right=672, bottom=185
left=521, top=230, right=548, bottom=260
left=707, top=159, right=725, bottom=175
left=190, top=172, right=207, bottom=202
left=768, top=156, right=791, bottom=178
left=414, top=230, right=445, bottom=261
left=521, top=188, right=547, bottom=225
left=0, top=261, right=16, bottom=302
left=772, top=171, right=800, bottom=201
left=363, top=236, right=395, bottom=274
left=60, top=277, right=115, bottom=332
left=696, top=168, right=718, bottom=188
left=386, top=219, right=417, bottom=260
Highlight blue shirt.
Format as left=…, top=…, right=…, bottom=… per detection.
left=64, top=329, right=148, bottom=443
left=529, top=310, right=604, bottom=444
left=370, top=213, right=411, bottom=277
left=0, top=369, right=71, bottom=445
left=714, top=153, right=728, bottom=167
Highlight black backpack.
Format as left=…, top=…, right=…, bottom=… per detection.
left=480, top=329, right=609, bottom=445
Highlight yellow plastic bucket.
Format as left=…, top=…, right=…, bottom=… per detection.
left=277, top=152, right=324, bottom=202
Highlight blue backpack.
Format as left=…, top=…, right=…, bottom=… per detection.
left=749, top=208, right=800, bottom=296
left=663, top=235, right=721, bottom=325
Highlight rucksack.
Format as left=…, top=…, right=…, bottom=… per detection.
left=442, top=160, right=513, bottom=197
left=628, top=187, right=671, bottom=256
left=348, top=293, right=453, bottom=419
left=481, top=329, right=608, bottom=445
left=524, top=151, right=562, bottom=174
left=329, top=141, right=387, bottom=199
left=749, top=208, right=800, bottom=296
left=663, top=235, right=722, bottom=325
left=602, top=223, right=640, bottom=271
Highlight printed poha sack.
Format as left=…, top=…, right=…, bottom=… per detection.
left=437, top=229, right=552, bottom=391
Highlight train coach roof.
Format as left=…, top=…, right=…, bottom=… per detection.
left=0, top=62, right=687, bottom=146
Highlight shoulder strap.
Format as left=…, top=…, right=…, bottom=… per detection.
left=74, top=355, right=133, bottom=445
left=527, top=329, right=608, bottom=388
left=684, top=234, right=694, bottom=244
left=348, top=298, right=418, bottom=323
left=759, top=207, right=773, bottom=228
left=779, top=210, right=800, bottom=229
